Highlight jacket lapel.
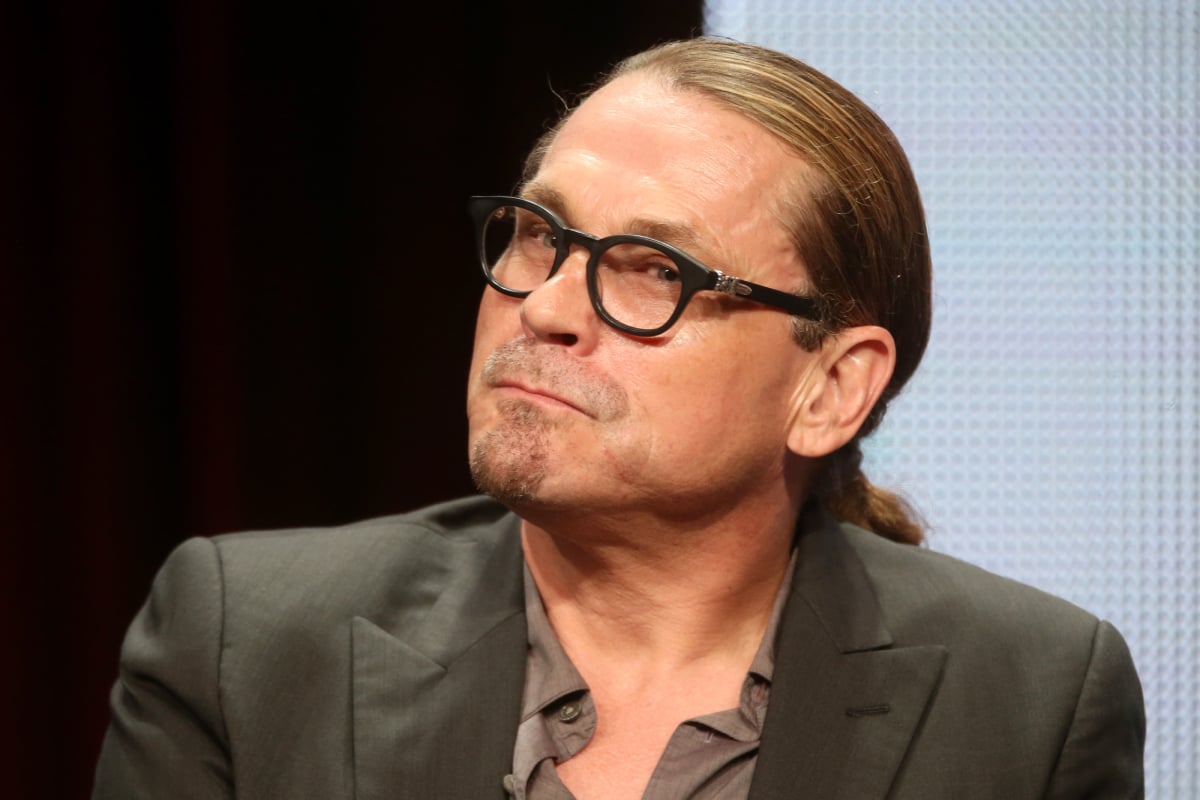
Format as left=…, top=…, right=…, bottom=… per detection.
left=750, top=508, right=947, bottom=799
left=346, top=505, right=945, bottom=798
left=351, top=513, right=528, bottom=800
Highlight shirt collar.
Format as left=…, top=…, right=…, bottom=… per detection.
left=519, top=545, right=799, bottom=720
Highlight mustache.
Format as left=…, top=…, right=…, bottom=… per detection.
left=480, top=340, right=629, bottom=422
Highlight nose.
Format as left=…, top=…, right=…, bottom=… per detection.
left=519, top=248, right=602, bottom=352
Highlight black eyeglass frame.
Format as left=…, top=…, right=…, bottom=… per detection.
left=468, top=195, right=821, bottom=337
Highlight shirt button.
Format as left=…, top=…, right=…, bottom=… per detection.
left=558, top=701, right=582, bottom=722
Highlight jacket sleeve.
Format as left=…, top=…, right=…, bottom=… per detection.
left=92, top=537, right=234, bottom=799
left=1044, top=620, right=1146, bottom=799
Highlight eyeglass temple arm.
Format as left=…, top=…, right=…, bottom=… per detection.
left=710, top=271, right=821, bottom=321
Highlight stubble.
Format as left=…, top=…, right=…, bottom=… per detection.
left=469, top=397, right=552, bottom=504
left=468, top=339, right=629, bottom=505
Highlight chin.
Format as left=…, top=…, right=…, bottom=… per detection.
left=468, top=426, right=547, bottom=508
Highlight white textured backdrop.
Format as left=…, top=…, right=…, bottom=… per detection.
left=705, top=2, right=1198, bottom=796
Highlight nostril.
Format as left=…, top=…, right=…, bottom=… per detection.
left=553, top=333, right=579, bottom=346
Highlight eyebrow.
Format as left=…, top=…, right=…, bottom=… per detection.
left=521, top=182, right=706, bottom=255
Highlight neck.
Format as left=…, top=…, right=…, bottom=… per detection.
left=520, top=494, right=801, bottom=674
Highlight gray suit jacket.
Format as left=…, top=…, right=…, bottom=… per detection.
left=93, top=496, right=1145, bottom=798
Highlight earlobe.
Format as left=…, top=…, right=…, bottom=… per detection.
left=786, top=325, right=896, bottom=457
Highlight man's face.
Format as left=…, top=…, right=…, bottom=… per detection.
left=466, top=73, right=819, bottom=521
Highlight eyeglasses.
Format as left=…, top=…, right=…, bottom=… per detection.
left=467, top=195, right=821, bottom=337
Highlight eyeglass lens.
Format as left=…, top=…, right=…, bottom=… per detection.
left=480, top=203, right=686, bottom=332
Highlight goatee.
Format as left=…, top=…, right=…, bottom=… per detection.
left=469, top=397, right=553, bottom=505
left=468, top=338, right=629, bottom=505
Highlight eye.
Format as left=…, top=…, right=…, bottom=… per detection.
left=654, top=265, right=681, bottom=283
left=514, top=215, right=557, bottom=251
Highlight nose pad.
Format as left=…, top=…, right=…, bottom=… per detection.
left=519, top=249, right=599, bottom=349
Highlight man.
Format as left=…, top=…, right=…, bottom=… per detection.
left=94, top=37, right=1145, bottom=798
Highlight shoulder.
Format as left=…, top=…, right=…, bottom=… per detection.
left=159, top=494, right=519, bottom=623
left=208, top=493, right=515, bottom=565
left=837, top=523, right=1145, bottom=790
left=840, top=524, right=1119, bottom=676
left=838, top=521, right=1141, bottom=720
left=842, top=524, right=1101, bottom=643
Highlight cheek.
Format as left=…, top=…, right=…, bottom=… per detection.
left=638, top=335, right=799, bottom=441
left=469, top=294, right=519, bottom=373
left=635, top=324, right=776, bottom=406
left=610, top=357, right=749, bottom=468
left=473, top=291, right=512, bottom=341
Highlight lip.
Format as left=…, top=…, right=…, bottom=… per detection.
left=493, top=381, right=590, bottom=416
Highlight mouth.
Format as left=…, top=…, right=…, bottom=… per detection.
left=475, top=339, right=629, bottom=422
left=492, top=380, right=591, bottom=416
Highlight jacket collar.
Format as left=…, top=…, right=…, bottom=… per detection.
left=351, top=510, right=527, bottom=800
left=348, top=502, right=946, bottom=799
left=750, top=505, right=947, bottom=798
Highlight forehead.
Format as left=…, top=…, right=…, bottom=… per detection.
left=527, top=74, right=808, bottom=281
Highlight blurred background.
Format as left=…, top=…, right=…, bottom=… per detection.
left=2, top=2, right=702, bottom=795
left=704, top=3, right=1196, bottom=796
left=4, top=1, right=1195, bottom=797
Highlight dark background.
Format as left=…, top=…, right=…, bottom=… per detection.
left=2, top=2, right=702, bottom=795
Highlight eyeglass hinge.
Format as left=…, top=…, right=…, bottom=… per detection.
left=714, top=271, right=752, bottom=297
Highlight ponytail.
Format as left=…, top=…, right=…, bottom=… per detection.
left=817, top=440, right=925, bottom=546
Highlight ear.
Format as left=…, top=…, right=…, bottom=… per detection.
left=786, top=325, right=896, bottom=458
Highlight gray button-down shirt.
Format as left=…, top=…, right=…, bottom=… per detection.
left=506, top=550, right=798, bottom=799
